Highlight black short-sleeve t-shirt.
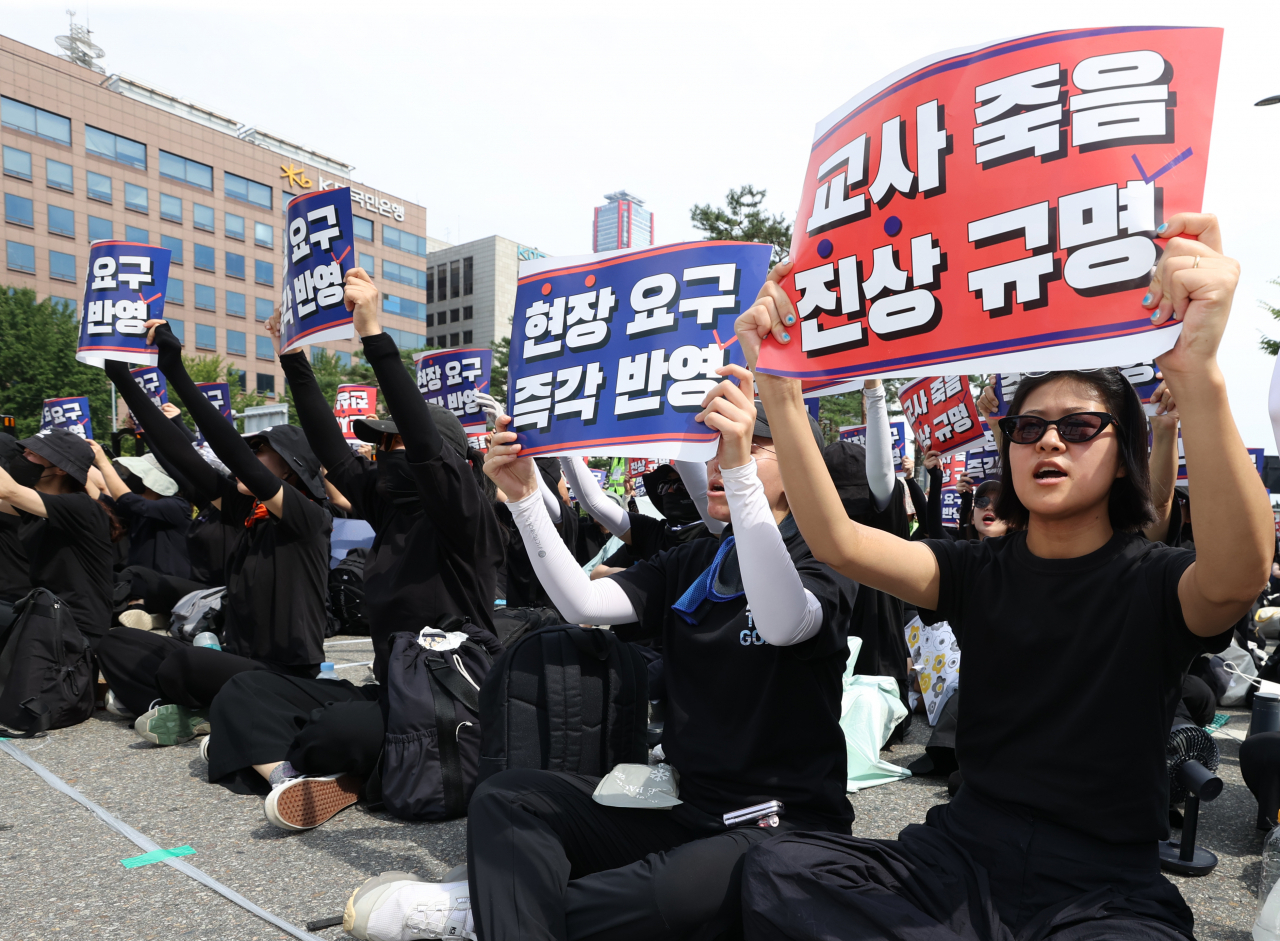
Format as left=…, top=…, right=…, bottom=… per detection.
left=925, top=530, right=1228, bottom=844
left=19, top=493, right=113, bottom=642
left=610, top=518, right=858, bottom=831
left=0, top=512, right=32, bottom=602
left=603, top=513, right=715, bottom=569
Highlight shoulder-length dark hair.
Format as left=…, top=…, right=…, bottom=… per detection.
left=994, top=369, right=1155, bottom=533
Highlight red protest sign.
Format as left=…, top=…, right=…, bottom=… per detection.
left=900, top=375, right=984, bottom=457
left=757, top=27, right=1221, bottom=385
left=334, top=384, right=378, bottom=441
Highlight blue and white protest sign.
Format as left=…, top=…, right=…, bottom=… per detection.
left=280, top=188, right=354, bottom=352
left=77, top=241, right=171, bottom=367
left=130, top=365, right=168, bottom=410
left=509, top=241, right=772, bottom=458
left=990, top=363, right=1163, bottom=417
left=959, top=421, right=1002, bottom=485
left=414, top=348, right=493, bottom=431
left=41, top=396, right=93, bottom=439
left=193, top=382, right=234, bottom=445
left=839, top=421, right=908, bottom=472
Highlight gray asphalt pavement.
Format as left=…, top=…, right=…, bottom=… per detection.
left=0, top=639, right=1267, bottom=940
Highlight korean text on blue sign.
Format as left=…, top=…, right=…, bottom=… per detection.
left=193, top=382, right=233, bottom=446
left=41, top=396, right=93, bottom=439
left=77, top=242, right=171, bottom=367
left=130, top=366, right=168, bottom=410
left=839, top=421, right=908, bottom=471
left=414, top=348, right=492, bottom=430
left=990, top=363, right=1162, bottom=417
left=508, top=242, right=773, bottom=458
left=960, top=421, right=1002, bottom=485
left=280, top=188, right=354, bottom=352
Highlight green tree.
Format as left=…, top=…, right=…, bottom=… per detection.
left=0, top=288, right=115, bottom=439
left=182, top=354, right=266, bottom=431
left=489, top=335, right=510, bottom=402
left=690, top=185, right=793, bottom=263
left=1261, top=278, right=1280, bottom=355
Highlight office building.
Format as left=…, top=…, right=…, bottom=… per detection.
left=592, top=190, right=653, bottom=253
left=422, top=236, right=547, bottom=350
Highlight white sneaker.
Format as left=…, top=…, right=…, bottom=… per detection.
left=200, top=735, right=211, bottom=763
left=104, top=689, right=134, bottom=719
left=263, top=773, right=360, bottom=831
left=343, top=875, right=475, bottom=940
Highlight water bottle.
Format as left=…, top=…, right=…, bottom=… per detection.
left=1255, top=824, right=1280, bottom=940
left=192, top=632, right=221, bottom=651
left=316, top=661, right=340, bottom=681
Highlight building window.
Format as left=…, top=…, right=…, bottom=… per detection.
left=159, top=151, right=213, bottom=190
left=383, top=224, right=427, bottom=257
left=449, top=332, right=460, bottom=347
left=124, top=182, right=149, bottom=214
left=194, top=244, right=215, bottom=272
left=6, top=240, right=35, bottom=273
left=226, top=252, right=245, bottom=279
left=382, top=294, right=426, bottom=321
left=0, top=96, right=71, bottom=146
left=463, top=305, right=473, bottom=321
left=231, top=367, right=245, bottom=390
left=88, top=216, right=113, bottom=242
left=254, top=260, right=273, bottom=286
left=161, top=235, right=183, bottom=264
left=125, top=225, right=149, bottom=244
left=49, top=250, right=76, bottom=282
left=353, top=216, right=373, bottom=242
left=256, top=372, right=275, bottom=395
left=195, top=284, right=216, bottom=311
left=160, top=193, right=182, bottom=223
left=48, top=296, right=76, bottom=314
left=85, top=126, right=146, bottom=170
left=382, top=326, right=426, bottom=350
left=3, top=146, right=31, bottom=181
left=167, top=279, right=185, bottom=305
left=383, top=259, right=426, bottom=290
left=196, top=323, right=216, bottom=351
left=426, top=313, right=434, bottom=327
left=358, top=252, right=375, bottom=274
left=87, top=171, right=112, bottom=203
left=193, top=203, right=214, bottom=232
left=254, top=297, right=274, bottom=321
left=256, top=336, right=274, bottom=360
left=5, top=193, right=34, bottom=227
left=436, top=265, right=447, bottom=299
left=226, top=329, right=246, bottom=356
left=226, top=291, right=246, bottom=318
left=254, top=222, right=274, bottom=249
left=163, top=318, right=183, bottom=343
left=426, top=269, right=435, bottom=304
left=450, top=308, right=460, bottom=324
left=46, top=158, right=73, bottom=192
left=463, top=256, right=473, bottom=295
left=463, top=330, right=473, bottom=344
left=449, top=260, right=461, bottom=298
left=48, top=205, right=74, bottom=237
left=225, top=172, right=272, bottom=209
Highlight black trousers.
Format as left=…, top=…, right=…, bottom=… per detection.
left=207, top=671, right=382, bottom=794
left=120, top=565, right=209, bottom=614
left=96, top=627, right=314, bottom=717
left=1241, top=731, right=1280, bottom=830
left=741, top=787, right=1194, bottom=941
left=467, top=769, right=821, bottom=941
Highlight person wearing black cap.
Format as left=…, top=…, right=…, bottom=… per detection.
left=0, top=434, right=33, bottom=619
left=94, top=320, right=332, bottom=748
left=343, top=362, right=859, bottom=941
left=197, top=302, right=504, bottom=830
left=0, top=428, right=113, bottom=648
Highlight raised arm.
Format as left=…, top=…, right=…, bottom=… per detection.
left=733, top=262, right=942, bottom=608
left=922, top=453, right=945, bottom=539
left=270, top=314, right=357, bottom=472
left=672, top=460, right=727, bottom=533
left=1143, top=378, right=1180, bottom=543
left=862, top=380, right=895, bottom=512
left=87, top=440, right=132, bottom=500
left=1143, top=213, right=1274, bottom=635
left=560, top=456, right=631, bottom=539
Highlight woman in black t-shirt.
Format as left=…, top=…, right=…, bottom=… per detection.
left=734, top=214, right=1273, bottom=941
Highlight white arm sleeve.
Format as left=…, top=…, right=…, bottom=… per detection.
left=672, top=460, right=727, bottom=534
left=863, top=384, right=895, bottom=512
left=1270, top=355, right=1280, bottom=457
left=537, top=468, right=563, bottom=523
left=508, top=490, right=637, bottom=625
left=721, top=460, right=824, bottom=646
left=559, top=456, right=631, bottom=539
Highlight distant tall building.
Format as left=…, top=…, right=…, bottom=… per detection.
left=593, top=191, right=653, bottom=253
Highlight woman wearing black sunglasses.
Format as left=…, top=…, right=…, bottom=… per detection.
left=726, top=212, right=1273, bottom=941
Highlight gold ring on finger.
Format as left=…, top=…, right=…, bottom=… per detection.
left=1192, top=256, right=1200, bottom=269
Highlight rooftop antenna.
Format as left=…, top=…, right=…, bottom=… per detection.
left=56, top=11, right=106, bottom=74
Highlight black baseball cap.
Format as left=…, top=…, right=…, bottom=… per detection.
left=353, top=405, right=469, bottom=458
left=752, top=400, right=825, bottom=453
left=242, top=424, right=326, bottom=500
left=17, top=427, right=93, bottom=485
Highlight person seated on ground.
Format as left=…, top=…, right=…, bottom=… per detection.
left=203, top=291, right=503, bottom=830
left=95, top=322, right=332, bottom=745
left=0, top=434, right=33, bottom=618
left=342, top=366, right=859, bottom=941
left=0, top=428, right=114, bottom=651
left=731, top=214, right=1273, bottom=941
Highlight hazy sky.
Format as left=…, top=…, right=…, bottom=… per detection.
left=5, top=1, right=1280, bottom=451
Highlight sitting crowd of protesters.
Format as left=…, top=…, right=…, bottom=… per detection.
left=2, top=211, right=1280, bottom=941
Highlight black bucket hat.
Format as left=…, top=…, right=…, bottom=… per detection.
left=354, top=406, right=469, bottom=458
left=18, top=428, right=94, bottom=485
left=822, top=439, right=871, bottom=519
left=242, top=424, right=326, bottom=500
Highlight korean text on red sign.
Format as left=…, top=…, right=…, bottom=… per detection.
left=280, top=188, right=354, bottom=352
left=334, top=384, right=379, bottom=441
left=77, top=241, right=172, bottom=367
left=756, top=27, right=1222, bottom=385
left=900, top=375, right=984, bottom=456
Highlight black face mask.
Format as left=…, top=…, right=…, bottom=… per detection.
left=661, top=490, right=700, bottom=525
left=7, top=457, right=46, bottom=488
left=374, top=450, right=421, bottom=507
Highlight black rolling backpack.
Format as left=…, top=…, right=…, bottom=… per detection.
left=477, top=624, right=649, bottom=786
left=0, top=588, right=95, bottom=737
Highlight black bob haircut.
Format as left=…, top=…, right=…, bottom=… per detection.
left=994, top=369, right=1155, bottom=533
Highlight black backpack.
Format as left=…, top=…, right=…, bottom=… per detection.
left=378, top=628, right=494, bottom=821
left=327, top=548, right=370, bottom=636
left=489, top=605, right=561, bottom=648
left=477, top=624, right=649, bottom=787
left=0, top=588, right=95, bottom=737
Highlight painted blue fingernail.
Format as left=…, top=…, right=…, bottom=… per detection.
left=781, top=332, right=790, bottom=342
left=1156, top=223, right=1168, bottom=234
left=785, top=315, right=795, bottom=325
left=1150, top=312, right=1159, bottom=322
left=1141, top=293, right=1152, bottom=305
